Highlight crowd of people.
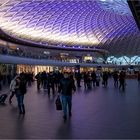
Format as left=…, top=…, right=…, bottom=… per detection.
left=0, top=70, right=140, bottom=121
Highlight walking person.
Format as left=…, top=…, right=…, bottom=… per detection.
left=119, top=71, right=126, bottom=91
left=58, top=72, right=76, bottom=121
left=15, top=75, right=27, bottom=114
left=96, top=71, right=101, bottom=87
left=35, top=72, right=42, bottom=90
left=75, top=71, right=82, bottom=87
left=86, top=72, right=92, bottom=89
left=0, top=72, right=3, bottom=91
left=102, top=71, right=108, bottom=87
left=47, top=72, right=55, bottom=95
left=9, top=75, right=18, bottom=104
left=137, top=71, right=140, bottom=84
left=83, top=72, right=88, bottom=89
left=91, top=71, right=96, bottom=87
left=113, top=71, right=119, bottom=87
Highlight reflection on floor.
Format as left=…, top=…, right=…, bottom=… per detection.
left=0, top=79, right=140, bottom=139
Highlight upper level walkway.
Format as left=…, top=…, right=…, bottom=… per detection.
left=0, top=54, right=114, bottom=67
left=0, top=79, right=140, bottom=139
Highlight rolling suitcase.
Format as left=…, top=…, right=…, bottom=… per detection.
left=0, top=94, right=7, bottom=103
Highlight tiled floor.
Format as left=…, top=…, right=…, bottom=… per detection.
left=0, top=79, right=140, bottom=139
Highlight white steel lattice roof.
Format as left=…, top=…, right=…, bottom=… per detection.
left=0, top=0, right=140, bottom=55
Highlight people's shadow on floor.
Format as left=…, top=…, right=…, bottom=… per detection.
left=119, top=89, right=126, bottom=96
left=37, top=90, right=41, bottom=94
left=9, top=104, right=18, bottom=113
left=55, top=118, right=73, bottom=139
left=76, top=87, right=83, bottom=93
left=0, top=103, right=7, bottom=107
left=48, top=92, right=56, bottom=99
left=14, top=114, right=26, bottom=139
left=84, top=89, right=91, bottom=94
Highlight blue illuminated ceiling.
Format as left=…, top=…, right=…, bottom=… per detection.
left=0, top=0, right=140, bottom=55
left=97, top=0, right=132, bottom=15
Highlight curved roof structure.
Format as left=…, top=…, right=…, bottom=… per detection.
left=0, top=0, right=140, bottom=56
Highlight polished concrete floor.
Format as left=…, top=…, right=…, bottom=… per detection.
left=0, top=79, right=140, bottom=139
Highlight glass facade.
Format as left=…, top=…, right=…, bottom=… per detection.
left=107, top=56, right=140, bottom=65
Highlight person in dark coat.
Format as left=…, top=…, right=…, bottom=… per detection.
left=102, top=71, right=108, bottom=87
left=83, top=72, right=88, bottom=89
left=35, top=72, right=42, bottom=90
left=75, top=72, right=82, bottom=87
left=119, top=71, right=126, bottom=91
left=138, top=71, right=140, bottom=84
left=47, top=72, right=55, bottom=95
left=91, top=71, right=96, bottom=87
left=58, top=72, right=76, bottom=120
left=0, top=72, right=3, bottom=91
left=113, top=71, right=119, bottom=87
left=86, top=72, right=92, bottom=89
left=15, top=75, right=27, bottom=114
left=41, top=71, right=47, bottom=89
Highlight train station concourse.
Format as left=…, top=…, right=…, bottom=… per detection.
left=0, top=0, right=140, bottom=139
